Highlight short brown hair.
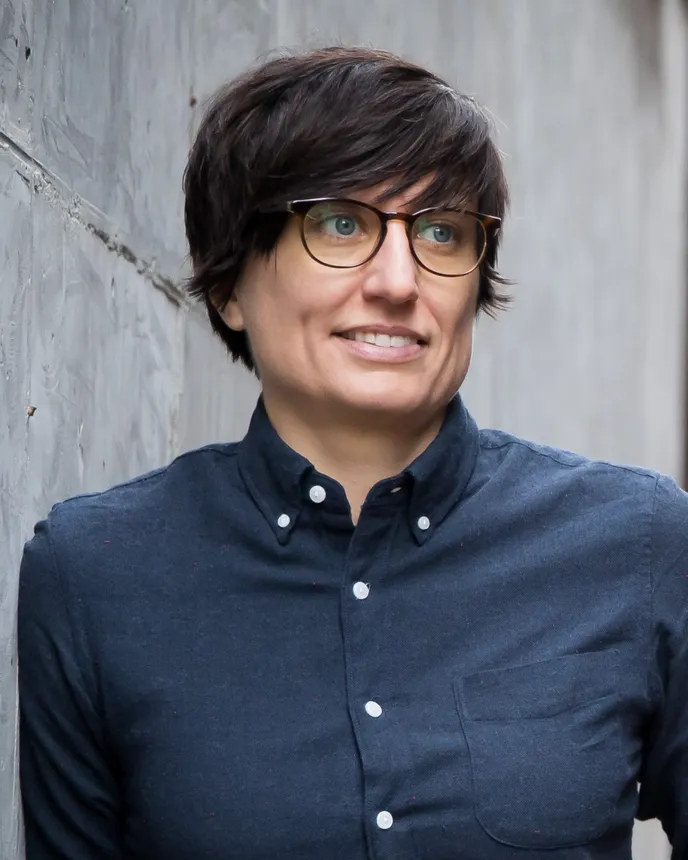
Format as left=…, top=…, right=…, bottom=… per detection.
left=183, top=46, right=510, bottom=371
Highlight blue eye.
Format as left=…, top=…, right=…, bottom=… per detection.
left=432, top=225, right=453, bottom=243
left=306, top=204, right=367, bottom=240
left=324, top=215, right=358, bottom=237
left=417, top=222, right=455, bottom=244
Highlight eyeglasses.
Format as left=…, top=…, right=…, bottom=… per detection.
left=261, top=198, right=501, bottom=277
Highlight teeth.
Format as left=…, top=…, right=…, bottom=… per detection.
left=350, top=331, right=416, bottom=347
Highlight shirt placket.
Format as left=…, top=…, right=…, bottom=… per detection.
left=339, top=500, right=417, bottom=860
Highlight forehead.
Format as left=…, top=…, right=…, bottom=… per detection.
left=349, top=177, right=476, bottom=212
left=356, top=178, right=433, bottom=208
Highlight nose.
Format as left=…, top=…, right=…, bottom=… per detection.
left=361, top=220, right=419, bottom=304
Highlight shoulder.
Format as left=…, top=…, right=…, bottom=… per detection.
left=477, top=426, right=687, bottom=583
left=22, top=442, right=241, bottom=589
left=648, top=472, right=688, bottom=605
left=478, top=426, right=662, bottom=499
left=49, top=441, right=240, bottom=533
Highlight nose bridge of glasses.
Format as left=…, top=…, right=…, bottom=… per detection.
left=379, top=210, right=415, bottom=230
left=370, top=223, right=419, bottom=290
left=377, top=214, right=416, bottom=259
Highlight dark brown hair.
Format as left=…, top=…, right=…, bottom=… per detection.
left=183, top=46, right=510, bottom=371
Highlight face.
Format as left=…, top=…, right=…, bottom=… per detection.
left=220, top=181, right=481, bottom=426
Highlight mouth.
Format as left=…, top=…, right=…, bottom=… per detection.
left=333, top=328, right=428, bottom=363
left=335, top=329, right=427, bottom=348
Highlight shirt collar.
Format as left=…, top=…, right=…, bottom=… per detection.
left=237, top=394, right=480, bottom=545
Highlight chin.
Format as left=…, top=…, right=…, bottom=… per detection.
left=334, top=384, right=432, bottom=418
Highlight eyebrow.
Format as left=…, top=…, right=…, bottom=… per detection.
left=333, top=191, right=467, bottom=211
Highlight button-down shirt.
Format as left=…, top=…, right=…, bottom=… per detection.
left=18, top=395, right=688, bottom=859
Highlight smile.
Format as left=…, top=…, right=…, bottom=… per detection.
left=340, top=331, right=419, bottom=348
left=334, top=330, right=427, bottom=364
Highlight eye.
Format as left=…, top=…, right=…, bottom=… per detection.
left=322, top=214, right=359, bottom=237
left=305, top=202, right=375, bottom=242
left=411, top=210, right=485, bottom=275
left=415, top=220, right=457, bottom=244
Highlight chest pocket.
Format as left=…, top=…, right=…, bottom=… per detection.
left=455, top=650, right=626, bottom=849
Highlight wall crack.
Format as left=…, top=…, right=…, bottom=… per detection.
left=0, top=129, right=187, bottom=307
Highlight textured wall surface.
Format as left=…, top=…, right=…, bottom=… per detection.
left=1, top=1, right=686, bottom=857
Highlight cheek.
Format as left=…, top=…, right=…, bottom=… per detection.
left=237, top=268, right=348, bottom=368
left=433, top=280, right=480, bottom=342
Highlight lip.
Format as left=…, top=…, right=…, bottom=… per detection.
left=334, top=333, right=427, bottom=363
left=335, top=324, right=428, bottom=343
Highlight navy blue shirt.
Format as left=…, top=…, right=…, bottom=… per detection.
left=18, top=396, right=688, bottom=859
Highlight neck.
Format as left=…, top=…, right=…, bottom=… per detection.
left=262, top=392, right=447, bottom=524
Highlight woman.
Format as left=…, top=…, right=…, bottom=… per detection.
left=19, top=46, right=688, bottom=860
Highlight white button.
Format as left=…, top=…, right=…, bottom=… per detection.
left=376, top=810, right=394, bottom=830
left=417, top=515, right=430, bottom=531
left=277, top=514, right=291, bottom=528
left=352, top=581, right=370, bottom=600
left=309, top=485, right=326, bottom=504
left=390, top=486, right=402, bottom=494
left=365, top=700, right=383, bottom=718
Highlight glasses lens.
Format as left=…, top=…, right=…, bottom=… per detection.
left=302, top=201, right=381, bottom=267
left=411, top=210, right=487, bottom=276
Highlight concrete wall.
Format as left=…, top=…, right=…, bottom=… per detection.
left=1, top=1, right=685, bottom=857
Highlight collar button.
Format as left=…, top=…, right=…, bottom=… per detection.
left=417, top=515, right=431, bottom=531
left=277, top=514, right=291, bottom=528
left=309, top=485, right=327, bottom=504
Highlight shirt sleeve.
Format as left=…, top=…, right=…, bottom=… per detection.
left=636, top=474, right=688, bottom=854
left=18, top=516, right=123, bottom=860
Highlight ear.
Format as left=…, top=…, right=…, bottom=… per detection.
left=222, top=291, right=245, bottom=332
left=213, top=288, right=245, bottom=332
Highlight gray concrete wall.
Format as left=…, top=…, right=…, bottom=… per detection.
left=1, top=1, right=685, bottom=857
